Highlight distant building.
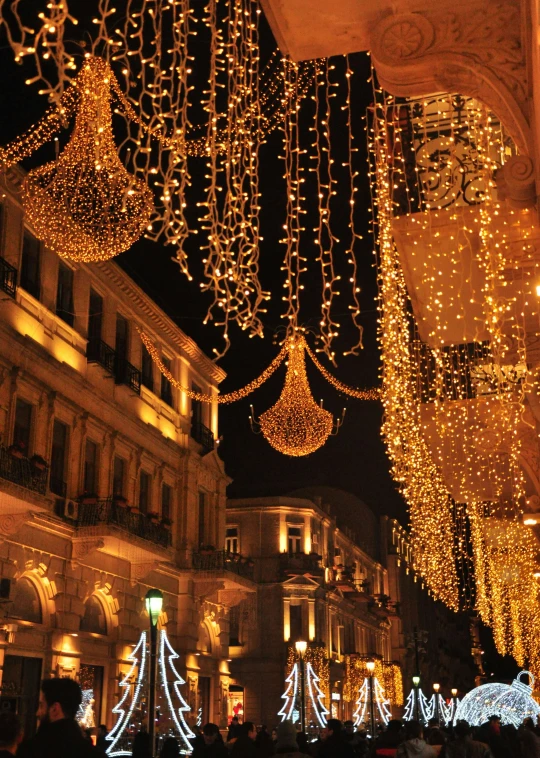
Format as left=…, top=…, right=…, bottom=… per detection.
left=226, top=487, right=478, bottom=727
left=0, top=166, right=250, bottom=738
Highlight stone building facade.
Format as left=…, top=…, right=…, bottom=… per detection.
left=0, top=166, right=253, bottom=739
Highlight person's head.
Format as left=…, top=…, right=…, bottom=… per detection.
left=488, top=715, right=501, bottom=733
left=203, top=723, right=220, bottom=745
left=455, top=721, right=472, bottom=740
left=98, top=724, right=108, bottom=736
left=322, top=719, right=342, bottom=740
left=159, top=736, right=179, bottom=758
left=344, top=720, right=355, bottom=735
left=404, top=720, right=422, bottom=740
left=427, top=717, right=439, bottom=729
left=0, top=712, right=22, bottom=754
left=428, top=729, right=446, bottom=746
left=387, top=720, right=402, bottom=734
left=37, top=678, right=83, bottom=724
left=240, top=721, right=256, bottom=740
left=523, top=717, right=535, bottom=731
left=276, top=720, right=298, bottom=752
left=231, top=716, right=239, bottom=724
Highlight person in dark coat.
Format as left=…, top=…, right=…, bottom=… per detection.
left=159, top=736, right=180, bottom=757
left=132, top=731, right=152, bottom=758
left=317, top=719, right=356, bottom=758
left=274, top=721, right=309, bottom=758
left=0, top=711, right=23, bottom=757
left=17, top=678, right=105, bottom=758
left=96, top=725, right=108, bottom=754
left=230, top=722, right=257, bottom=758
left=256, top=726, right=275, bottom=758
left=192, top=724, right=228, bottom=758
left=371, top=719, right=403, bottom=757
left=228, top=717, right=242, bottom=743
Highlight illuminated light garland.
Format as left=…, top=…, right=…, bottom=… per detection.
left=353, top=677, right=392, bottom=729
left=278, top=662, right=329, bottom=728
left=278, top=663, right=300, bottom=723
left=304, top=343, right=380, bottom=400
left=454, top=672, right=540, bottom=728
left=159, top=630, right=195, bottom=753
left=306, top=663, right=329, bottom=728
left=286, top=645, right=330, bottom=700
left=106, top=631, right=147, bottom=757
left=22, top=57, right=154, bottom=263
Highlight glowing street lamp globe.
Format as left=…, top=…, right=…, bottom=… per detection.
left=145, top=588, right=164, bottom=627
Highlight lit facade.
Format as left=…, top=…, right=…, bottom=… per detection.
left=0, top=166, right=253, bottom=738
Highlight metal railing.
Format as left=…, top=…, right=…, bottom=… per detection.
left=0, top=257, right=17, bottom=298
left=280, top=552, right=324, bottom=576
left=115, top=357, right=141, bottom=394
left=87, top=338, right=116, bottom=374
left=191, top=421, right=214, bottom=455
left=65, top=498, right=171, bottom=549
left=192, top=549, right=254, bottom=579
left=0, top=445, right=48, bottom=495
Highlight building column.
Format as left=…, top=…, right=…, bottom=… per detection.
left=283, top=598, right=291, bottom=642
left=308, top=598, right=316, bottom=641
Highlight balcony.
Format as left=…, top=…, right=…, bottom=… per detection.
left=280, top=552, right=324, bottom=578
left=115, top=356, right=141, bottom=394
left=192, top=549, right=254, bottom=580
left=60, top=497, right=171, bottom=550
left=191, top=421, right=215, bottom=455
left=87, top=338, right=116, bottom=374
left=0, top=256, right=17, bottom=298
left=0, top=445, right=48, bottom=496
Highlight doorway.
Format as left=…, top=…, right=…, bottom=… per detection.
left=2, top=655, right=42, bottom=738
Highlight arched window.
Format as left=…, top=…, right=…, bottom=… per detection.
left=80, top=595, right=107, bottom=635
left=10, top=578, right=42, bottom=623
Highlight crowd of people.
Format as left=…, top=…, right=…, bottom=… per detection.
left=1, top=678, right=540, bottom=758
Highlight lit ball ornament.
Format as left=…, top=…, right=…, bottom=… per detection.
left=454, top=671, right=540, bottom=728
left=22, top=57, right=154, bottom=263
left=256, top=336, right=336, bottom=457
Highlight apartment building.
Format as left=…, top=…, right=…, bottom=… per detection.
left=0, top=166, right=253, bottom=739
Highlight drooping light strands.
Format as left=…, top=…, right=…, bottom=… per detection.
left=23, top=57, right=154, bottom=262
left=257, top=335, right=335, bottom=457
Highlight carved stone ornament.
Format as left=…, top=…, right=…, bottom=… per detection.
left=130, top=561, right=159, bottom=586
left=495, top=155, right=537, bottom=209
left=370, top=2, right=531, bottom=155
left=71, top=537, right=105, bottom=568
left=0, top=512, right=32, bottom=542
left=218, top=589, right=251, bottom=608
left=193, top=579, right=225, bottom=603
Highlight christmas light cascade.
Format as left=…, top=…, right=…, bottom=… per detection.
left=454, top=672, right=540, bottom=728
left=106, top=630, right=193, bottom=756
left=353, top=677, right=392, bottom=729
left=278, top=662, right=328, bottom=728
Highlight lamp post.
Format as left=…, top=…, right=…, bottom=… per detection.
left=295, top=640, right=308, bottom=733
left=366, top=660, right=376, bottom=738
left=433, top=683, right=440, bottom=725
left=145, top=588, right=163, bottom=757
left=412, top=675, right=420, bottom=722
left=451, top=688, right=458, bottom=724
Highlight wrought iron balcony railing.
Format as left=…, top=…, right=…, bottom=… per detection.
left=0, top=256, right=17, bottom=298
left=62, top=497, right=171, bottom=549
left=0, top=445, right=48, bottom=495
left=115, top=356, right=141, bottom=394
left=191, top=421, right=214, bottom=455
left=87, top=338, right=116, bottom=374
left=192, top=549, right=254, bottom=579
left=280, top=552, right=324, bottom=577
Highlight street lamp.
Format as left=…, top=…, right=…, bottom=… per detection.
left=295, top=640, right=308, bottom=733
left=412, top=675, right=420, bottom=722
left=145, top=588, right=163, bottom=757
left=451, top=688, right=458, bottom=724
left=433, top=683, right=440, bottom=725
left=366, top=660, right=376, bottom=738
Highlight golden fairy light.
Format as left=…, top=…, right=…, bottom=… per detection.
left=23, top=57, right=154, bottom=263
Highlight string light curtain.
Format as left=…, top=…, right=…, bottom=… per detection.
left=370, top=78, right=540, bottom=669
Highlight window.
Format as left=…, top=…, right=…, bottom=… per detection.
left=116, top=314, right=129, bottom=361
left=80, top=595, right=107, bottom=635
left=88, top=290, right=103, bottom=345
left=287, top=526, right=302, bottom=554
left=10, top=578, right=42, bottom=623
left=50, top=419, right=69, bottom=497
left=290, top=603, right=303, bottom=642
left=225, top=527, right=239, bottom=554
left=83, top=439, right=99, bottom=495
left=191, top=383, right=202, bottom=432
left=141, top=343, right=154, bottom=391
left=161, top=356, right=173, bottom=407
left=139, top=470, right=151, bottom=514
left=13, top=398, right=33, bottom=455
left=161, top=483, right=172, bottom=520
left=198, top=491, right=206, bottom=546
left=112, top=456, right=126, bottom=497
left=20, top=231, right=40, bottom=300
left=56, top=262, right=74, bottom=327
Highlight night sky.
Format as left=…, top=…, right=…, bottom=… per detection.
left=0, top=6, right=517, bottom=680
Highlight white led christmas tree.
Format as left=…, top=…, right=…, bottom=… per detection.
left=278, top=663, right=300, bottom=723
left=306, top=662, right=329, bottom=727
left=403, top=686, right=434, bottom=724
left=278, top=662, right=328, bottom=728
left=353, top=677, right=391, bottom=730
left=106, top=630, right=194, bottom=756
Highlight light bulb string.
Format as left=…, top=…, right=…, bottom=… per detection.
left=138, top=328, right=287, bottom=404
left=304, top=342, right=380, bottom=400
